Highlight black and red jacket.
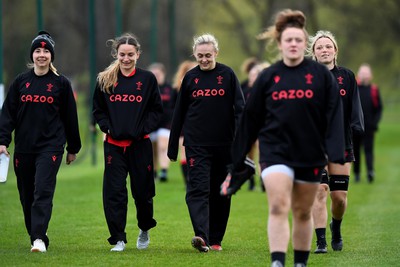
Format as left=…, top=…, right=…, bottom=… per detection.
left=357, top=82, right=383, bottom=133
left=0, top=69, right=81, bottom=154
left=232, top=58, right=345, bottom=169
left=331, top=65, right=364, bottom=150
left=92, top=68, right=163, bottom=140
left=168, top=63, right=245, bottom=161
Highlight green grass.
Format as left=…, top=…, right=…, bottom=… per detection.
left=1, top=103, right=400, bottom=266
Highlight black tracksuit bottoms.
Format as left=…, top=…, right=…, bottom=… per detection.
left=102, top=139, right=157, bottom=245
left=14, top=151, right=63, bottom=248
left=353, top=130, right=375, bottom=175
left=185, top=145, right=232, bottom=246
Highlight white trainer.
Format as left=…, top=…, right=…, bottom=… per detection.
left=136, top=230, right=150, bottom=250
left=110, top=241, right=125, bottom=252
left=31, top=239, right=46, bottom=253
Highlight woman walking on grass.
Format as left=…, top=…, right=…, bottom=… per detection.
left=308, top=30, right=364, bottom=254
left=220, top=9, right=345, bottom=266
left=168, top=34, right=245, bottom=252
left=0, top=31, right=81, bottom=253
left=93, top=33, right=163, bottom=252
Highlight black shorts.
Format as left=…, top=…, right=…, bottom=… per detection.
left=293, top=166, right=325, bottom=183
left=260, top=163, right=324, bottom=183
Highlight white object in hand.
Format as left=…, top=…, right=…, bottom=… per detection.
left=0, top=153, right=10, bottom=183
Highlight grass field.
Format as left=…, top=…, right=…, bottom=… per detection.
left=0, top=103, right=399, bottom=266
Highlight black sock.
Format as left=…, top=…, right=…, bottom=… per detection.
left=160, top=168, right=168, bottom=181
left=315, top=228, right=326, bottom=243
left=331, top=218, right=342, bottom=233
left=271, top=252, right=285, bottom=266
left=294, top=250, right=309, bottom=266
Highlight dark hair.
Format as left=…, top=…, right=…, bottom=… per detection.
left=274, top=9, right=306, bottom=41
left=258, top=9, right=307, bottom=43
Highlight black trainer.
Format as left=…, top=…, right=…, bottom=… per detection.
left=314, top=240, right=328, bottom=254
left=220, top=157, right=256, bottom=196
left=330, top=222, right=343, bottom=251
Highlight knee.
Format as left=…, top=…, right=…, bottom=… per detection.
left=269, top=199, right=290, bottom=217
left=293, top=208, right=312, bottom=222
left=331, top=192, right=347, bottom=208
left=315, top=184, right=329, bottom=202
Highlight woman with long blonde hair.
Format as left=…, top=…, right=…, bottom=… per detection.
left=93, top=33, right=163, bottom=252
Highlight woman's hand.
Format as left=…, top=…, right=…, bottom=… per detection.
left=66, top=153, right=77, bottom=165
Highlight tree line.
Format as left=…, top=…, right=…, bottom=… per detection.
left=2, top=0, right=399, bottom=102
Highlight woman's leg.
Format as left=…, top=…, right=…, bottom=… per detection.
left=264, top=173, right=293, bottom=252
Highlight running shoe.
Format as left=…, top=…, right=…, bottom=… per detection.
left=314, top=240, right=327, bottom=254
left=137, top=230, right=150, bottom=250
left=330, top=222, right=343, bottom=251
left=31, top=239, right=46, bottom=253
left=111, top=240, right=125, bottom=252
left=271, top=261, right=284, bottom=267
left=210, top=244, right=222, bottom=251
left=191, top=236, right=209, bottom=252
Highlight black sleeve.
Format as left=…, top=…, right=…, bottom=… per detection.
left=141, top=76, right=164, bottom=135
left=0, top=76, right=20, bottom=147
left=350, top=73, right=365, bottom=135
left=373, top=86, right=383, bottom=130
left=232, top=72, right=245, bottom=131
left=167, top=77, right=189, bottom=161
left=92, top=82, right=111, bottom=134
left=59, top=76, right=81, bottom=154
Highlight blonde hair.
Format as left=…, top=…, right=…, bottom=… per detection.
left=172, top=60, right=197, bottom=90
left=27, top=62, right=59, bottom=76
left=97, top=33, right=141, bottom=94
left=192, top=33, right=219, bottom=53
left=307, top=30, right=338, bottom=65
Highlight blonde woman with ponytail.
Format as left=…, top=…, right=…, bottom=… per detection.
left=93, top=33, right=163, bottom=252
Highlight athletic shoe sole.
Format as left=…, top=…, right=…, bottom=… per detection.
left=191, top=236, right=209, bottom=252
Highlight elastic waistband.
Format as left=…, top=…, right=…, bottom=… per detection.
left=105, top=134, right=149, bottom=148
